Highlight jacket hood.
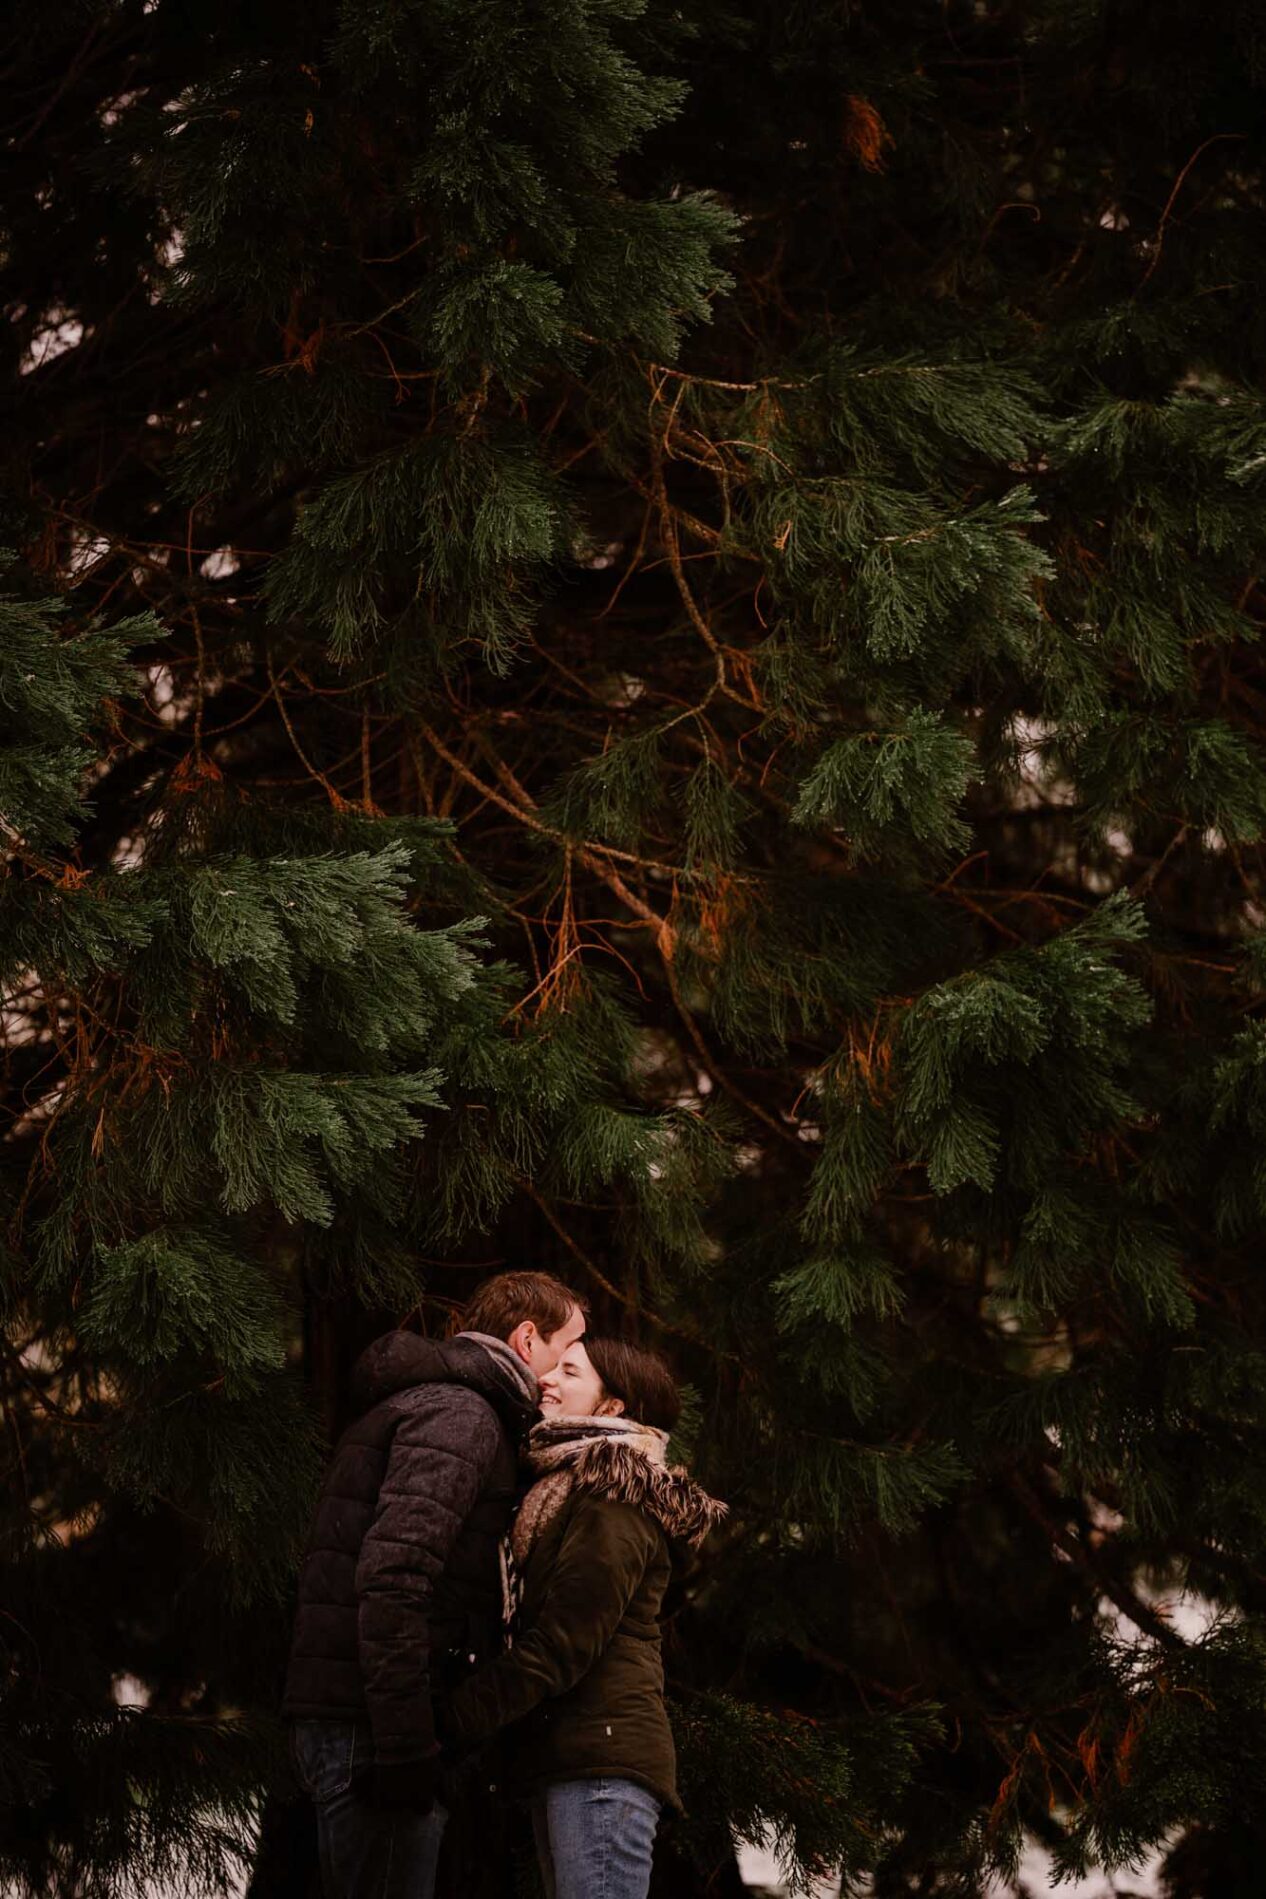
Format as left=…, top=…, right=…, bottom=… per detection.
left=350, top=1330, right=539, bottom=1439
left=563, top=1435, right=727, bottom=1551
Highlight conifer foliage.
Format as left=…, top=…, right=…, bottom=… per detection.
left=6, top=2, right=1266, bottom=1894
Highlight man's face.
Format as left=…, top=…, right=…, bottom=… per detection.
left=527, top=1302, right=586, bottom=1377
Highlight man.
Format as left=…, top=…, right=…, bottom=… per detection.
left=283, top=1271, right=587, bottom=1899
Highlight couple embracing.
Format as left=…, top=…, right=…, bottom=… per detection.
left=283, top=1271, right=725, bottom=1899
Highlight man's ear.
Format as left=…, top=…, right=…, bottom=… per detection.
left=507, top=1319, right=537, bottom=1366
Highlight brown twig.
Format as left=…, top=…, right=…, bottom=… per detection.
left=1137, top=135, right=1246, bottom=292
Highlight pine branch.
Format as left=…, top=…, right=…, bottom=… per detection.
left=1005, top=1470, right=1186, bottom=1653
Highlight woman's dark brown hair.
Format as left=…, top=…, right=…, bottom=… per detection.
left=585, top=1337, right=681, bottom=1435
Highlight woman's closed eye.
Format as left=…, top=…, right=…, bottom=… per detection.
left=539, top=1341, right=607, bottom=1416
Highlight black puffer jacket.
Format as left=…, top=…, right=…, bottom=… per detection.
left=283, top=1332, right=537, bottom=1765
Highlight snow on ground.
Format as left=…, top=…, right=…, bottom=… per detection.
left=736, top=1834, right=1165, bottom=1896
left=735, top=1588, right=1214, bottom=1895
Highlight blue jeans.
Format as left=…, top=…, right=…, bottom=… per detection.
left=291, top=1719, right=447, bottom=1899
left=531, top=1778, right=661, bottom=1899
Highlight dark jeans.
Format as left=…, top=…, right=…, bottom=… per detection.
left=530, top=1778, right=661, bottom=1899
left=291, top=1719, right=447, bottom=1899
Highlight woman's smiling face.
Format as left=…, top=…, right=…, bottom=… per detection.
left=538, top=1341, right=620, bottom=1419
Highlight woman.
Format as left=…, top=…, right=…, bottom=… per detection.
left=444, top=1337, right=725, bottom=1899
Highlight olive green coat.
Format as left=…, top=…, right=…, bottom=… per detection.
left=447, top=1437, right=724, bottom=1813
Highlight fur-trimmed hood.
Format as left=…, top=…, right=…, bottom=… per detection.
left=518, top=1416, right=726, bottom=1555
left=564, top=1434, right=727, bottom=1549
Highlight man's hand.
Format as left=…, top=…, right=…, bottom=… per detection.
left=367, top=1756, right=439, bottom=1814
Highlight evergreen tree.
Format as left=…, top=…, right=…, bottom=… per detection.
left=6, top=2, right=1266, bottom=1895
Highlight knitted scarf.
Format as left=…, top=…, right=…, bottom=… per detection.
left=511, top=1415, right=671, bottom=1568
left=499, top=1414, right=725, bottom=1632
left=454, top=1329, right=539, bottom=1411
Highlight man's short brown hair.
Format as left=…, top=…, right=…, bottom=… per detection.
left=454, top=1270, right=586, bottom=1343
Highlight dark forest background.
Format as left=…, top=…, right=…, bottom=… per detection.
left=6, top=3, right=1266, bottom=1895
